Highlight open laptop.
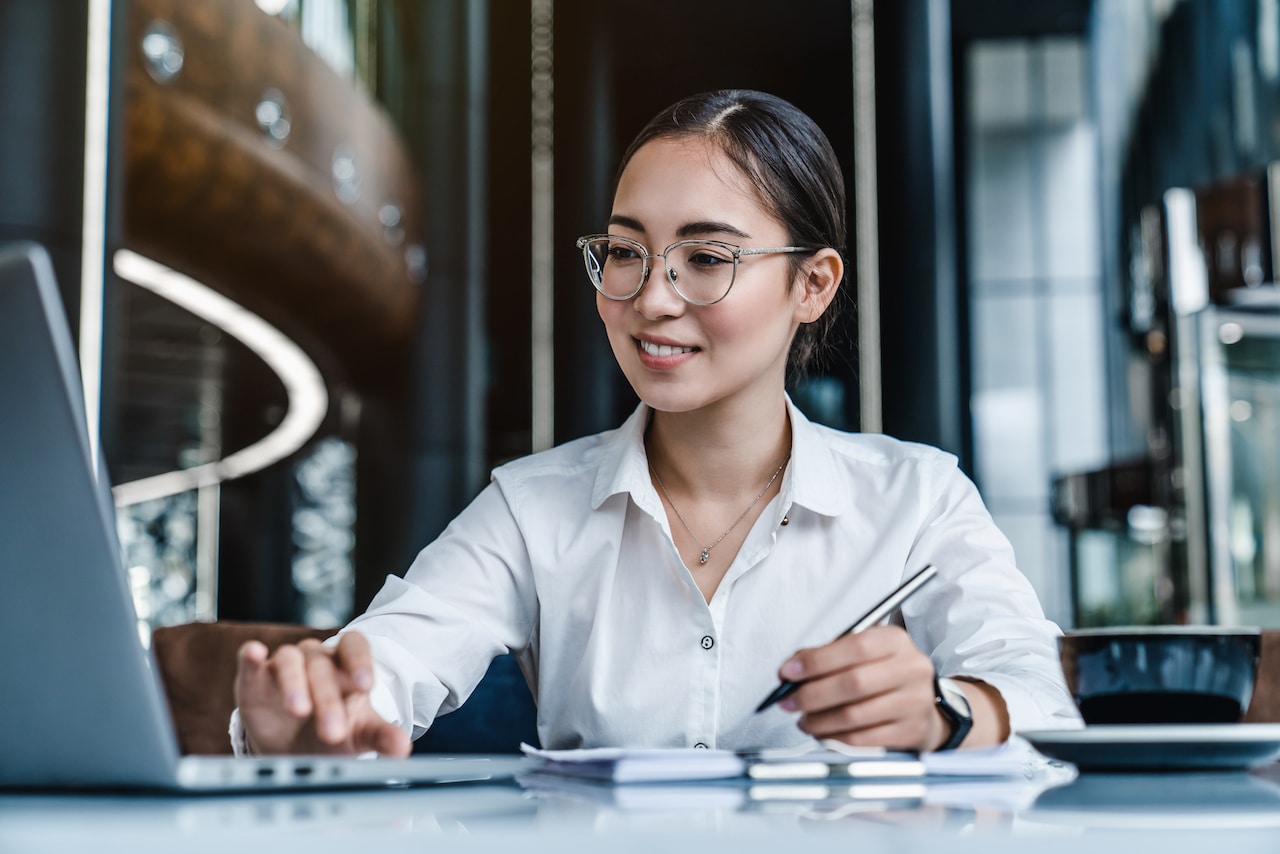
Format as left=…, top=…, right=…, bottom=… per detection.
left=0, top=242, right=526, bottom=792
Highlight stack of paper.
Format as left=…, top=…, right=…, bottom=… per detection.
left=743, top=744, right=925, bottom=780
left=520, top=744, right=746, bottom=783
left=521, top=737, right=1052, bottom=786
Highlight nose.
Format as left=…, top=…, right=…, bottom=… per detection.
left=640, top=253, right=679, bottom=286
left=633, top=252, right=685, bottom=317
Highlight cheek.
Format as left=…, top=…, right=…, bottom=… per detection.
left=596, top=295, right=622, bottom=330
left=596, top=297, right=633, bottom=349
left=703, top=301, right=790, bottom=349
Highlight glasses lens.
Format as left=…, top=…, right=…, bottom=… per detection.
left=668, top=242, right=736, bottom=303
left=583, top=238, right=644, bottom=298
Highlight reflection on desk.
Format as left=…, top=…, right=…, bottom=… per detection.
left=1021, top=767, right=1280, bottom=830
left=3, top=764, right=1280, bottom=853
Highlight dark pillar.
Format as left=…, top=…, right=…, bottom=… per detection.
left=394, top=0, right=492, bottom=572
left=875, top=0, right=971, bottom=467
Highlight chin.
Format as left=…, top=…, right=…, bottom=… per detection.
left=631, top=384, right=719, bottom=415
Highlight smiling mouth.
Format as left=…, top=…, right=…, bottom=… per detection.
left=638, top=340, right=698, bottom=358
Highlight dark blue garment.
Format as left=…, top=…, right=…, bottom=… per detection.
left=412, top=653, right=539, bottom=754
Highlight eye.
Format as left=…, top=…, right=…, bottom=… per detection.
left=686, top=247, right=733, bottom=268
left=606, top=243, right=642, bottom=262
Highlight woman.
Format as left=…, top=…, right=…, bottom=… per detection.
left=233, top=90, right=1079, bottom=757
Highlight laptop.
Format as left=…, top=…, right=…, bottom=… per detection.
left=0, top=242, right=526, bottom=792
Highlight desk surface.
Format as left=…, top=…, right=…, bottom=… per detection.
left=4, top=764, right=1280, bottom=854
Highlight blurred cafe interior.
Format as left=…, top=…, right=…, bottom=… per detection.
left=4, top=0, right=1280, bottom=650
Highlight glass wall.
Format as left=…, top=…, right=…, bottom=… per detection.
left=962, top=38, right=1108, bottom=626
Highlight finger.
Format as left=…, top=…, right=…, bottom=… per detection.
left=798, top=686, right=931, bottom=747
left=305, top=651, right=349, bottom=745
left=785, top=663, right=894, bottom=714
left=787, top=649, right=934, bottom=714
left=233, top=640, right=271, bottom=705
left=779, top=625, right=906, bottom=682
left=819, top=719, right=931, bottom=752
left=268, top=645, right=313, bottom=717
left=364, top=721, right=412, bottom=758
left=797, top=685, right=908, bottom=737
left=332, top=632, right=375, bottom=693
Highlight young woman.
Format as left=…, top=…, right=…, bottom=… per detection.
left=233, top=90, right=1080, bottom=757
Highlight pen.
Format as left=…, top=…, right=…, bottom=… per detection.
left=754, top=564, right=939, bottom=713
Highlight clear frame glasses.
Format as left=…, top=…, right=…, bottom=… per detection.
left=576, top=234, right=815, bottom=306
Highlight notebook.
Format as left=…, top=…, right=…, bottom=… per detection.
left=0, top=242, right=526, bottom=792
left=520, top=744, right=747, bottom=782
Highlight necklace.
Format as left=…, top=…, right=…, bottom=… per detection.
left=651, top=455, right=790, bottom=566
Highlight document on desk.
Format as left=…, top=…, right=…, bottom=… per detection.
left=743, top=744, right=925, bottom=780
left=743, top=739, right=1037, bottom=781
left=520, top=744, right=747, bottom=783
left=520, top=738, right=1040, bottom=785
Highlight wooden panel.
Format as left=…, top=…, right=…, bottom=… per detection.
left=123, top=0, right=423, bottom=376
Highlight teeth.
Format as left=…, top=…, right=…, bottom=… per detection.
left=640, top=340, right=695, bottom=358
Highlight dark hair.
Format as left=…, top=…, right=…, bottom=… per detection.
left=615, top=89, right=848, bottom=376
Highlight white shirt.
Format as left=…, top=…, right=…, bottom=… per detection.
left=336, top=398, right=1081, bottom=751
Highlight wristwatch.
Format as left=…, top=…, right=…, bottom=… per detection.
left=934, top=674, right=973, bottom=751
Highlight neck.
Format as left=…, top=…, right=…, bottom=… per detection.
left=645, top=392, right=792, bottom=499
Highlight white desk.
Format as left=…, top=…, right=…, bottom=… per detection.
left=3, top=765, right=1280, bottom=854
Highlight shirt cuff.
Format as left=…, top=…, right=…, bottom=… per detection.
left=974, top=671, right=1083, bottom=733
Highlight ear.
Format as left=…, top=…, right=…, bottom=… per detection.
left=793, top=248, right=843, bottom=324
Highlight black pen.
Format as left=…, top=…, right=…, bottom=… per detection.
left=754, top=564, right=939, bottom=713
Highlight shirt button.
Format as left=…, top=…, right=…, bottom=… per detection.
left=700, top=635, right=714, bottom=650
left=694, top=742, right=709, bottom=749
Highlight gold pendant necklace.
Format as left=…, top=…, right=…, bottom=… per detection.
left=651, top=455, right=790, bottom=565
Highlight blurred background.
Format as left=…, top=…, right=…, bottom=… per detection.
left=2, top=0, right=1279, bottom=640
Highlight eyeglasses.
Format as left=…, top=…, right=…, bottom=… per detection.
left=576, top=234, right=815, bottom=306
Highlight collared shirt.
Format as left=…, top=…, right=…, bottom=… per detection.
left=342, top=398, right=1081, bottom=751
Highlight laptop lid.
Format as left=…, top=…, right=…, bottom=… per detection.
left=0, top=243, right=525, bottom=791
left=0, top=242, right=186, bottom=788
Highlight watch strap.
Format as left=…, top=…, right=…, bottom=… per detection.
left=934, top=674, right=974, bottom=751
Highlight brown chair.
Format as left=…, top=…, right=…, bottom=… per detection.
left=1243, top=630, right=1280, bottom=723
left=150, top=620, right=336, bottom=755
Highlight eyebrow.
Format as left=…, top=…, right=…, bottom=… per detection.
left=607, top=214, right=752, bottom=241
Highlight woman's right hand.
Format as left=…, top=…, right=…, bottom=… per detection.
left=234, top=631, right=411, bottom=756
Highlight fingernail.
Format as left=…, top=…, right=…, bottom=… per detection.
left=781, top=659, right=803, bottom=679
left=779, top=698, right=797, bottom=712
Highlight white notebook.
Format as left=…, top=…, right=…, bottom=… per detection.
left=521, top=744, right=746, bottom=783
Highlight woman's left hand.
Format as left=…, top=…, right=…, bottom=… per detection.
left=775, top=625, right=952, bottom=751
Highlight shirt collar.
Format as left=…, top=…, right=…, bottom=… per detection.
left=782, top=396, right=849, bottom=517
left=590, top=404, right=656, bottom=512
left=589, top=396, right=851, bottom=518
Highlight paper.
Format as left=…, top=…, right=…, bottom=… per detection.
left=520, top=736, right=1055, bottom=785
left=520, top=744, right=746, bottom=783
left=519, top=772, right=748, bottom=811
left=922, top=736, right=1061, bottom=779
left=743, top=740, right=924, bottom=781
